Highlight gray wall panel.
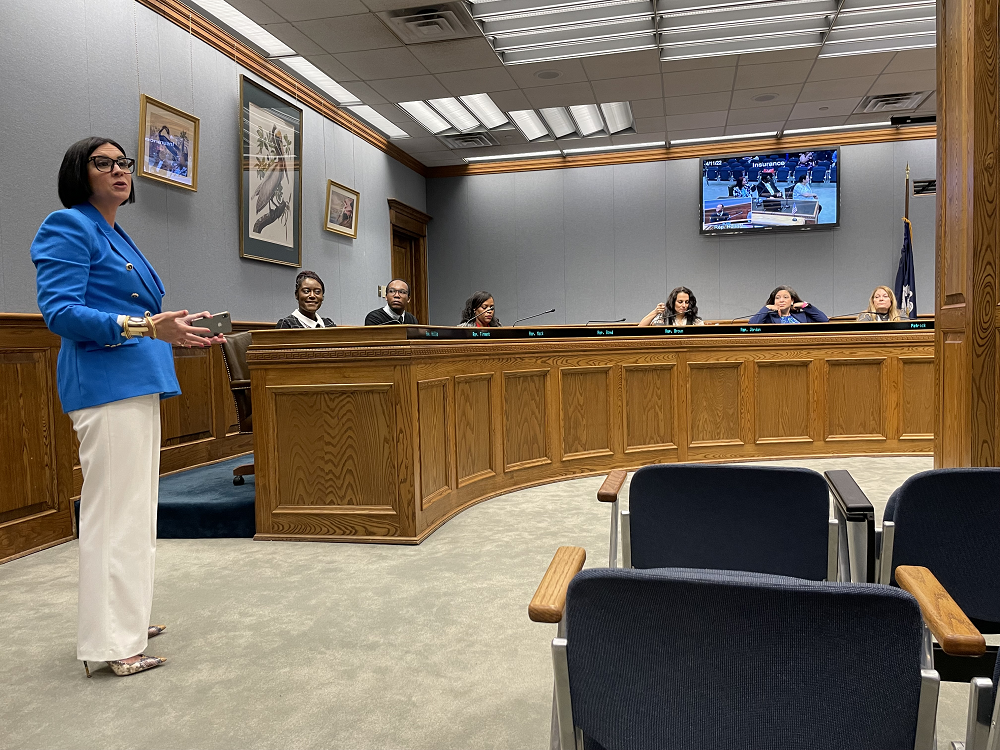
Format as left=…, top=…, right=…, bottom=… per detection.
left=426, top=139, right=936, bottom=324
left=467, top=173, right=518, bottom=326
left=427, top=178, right=469, bottom=325
left=2, top=0, right=425, bottom=325
left=515, top=170, right=565, bottom=325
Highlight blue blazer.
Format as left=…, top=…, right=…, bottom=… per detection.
left=31, top=202, right=180, bottom=413
left=749, top=304, right=829, bottom=325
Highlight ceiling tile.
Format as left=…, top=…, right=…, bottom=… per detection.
left=635, top=116, right=666, bottom=134
left=664, top=90, right=732, bottom=115
left=335, top=48, right=429, bottom=79
left=525, top=82, right=597, bottom=107
left=738, top=47, right=819, bottom=64
left=492, top=129, right=529, bottom=146
left=726, top=104, right=792, bottom=126
left=396, top=136, right=445, bottom=152
left=436, top=67, right=519, bottom=96
left=420, top=154, right=467, bottom=166
left=582, top=50, right=661, bottom=80
left=663, top=67, right=735, bottom=96
left=407, top=38, right=503, bottom=73
left=506, top=59, right=590, bottom=88
left=368, top=103, right=413, bottom=123
left=487, top=89, right=533, bottom=111
left=296, top=14, right=400, bottom=53
left=807, top=53, right=894, bottom=81
left=631, top=97, right=665, bottom=118
left=868, top=70, right=936, bottom=95
left=611, top=131, right=666, bottom=145
left=591, top=74, right=662, bottom=102
left=729, top=83, right=802, bottom=109
left=789, top=96, right=863, bottom=119
left=362, top=0, right=438, bottom=11
left=304, top=54, right=359, bottom=81
left=844, top=112, right=899, bottom=124
left=798, top=76, right=876, bottom=102
left=783, top=115, right=850, bottom=129
left=388, top=121, right=426, bottom=138
left=725, top=121, right=785, bottom=135
left=665, top=110, right=728, bottom=130
left=661, top=55, right=740, bottom=72
left=262, top=22, right=328, bottom=55
left=339, top=80, right=388, bottom=105
left=735, top=62, right=810, bottom=88
left=267, top=0, right=368, bottom=21
left=916, top=92, right=937, bottom=111
left=667, top=126, right=725, bottom=140
left=566, top=135, right=612, bottom=149
left=882, top=48, right=936, bottom=74
left=227, top=0, right=284, bottom=24
left=367, top=75, right=451, bottom=102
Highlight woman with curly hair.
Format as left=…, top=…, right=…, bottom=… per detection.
left=640, top=287, right=703, bottom=327
left=459, top=291, right=502, bottom=327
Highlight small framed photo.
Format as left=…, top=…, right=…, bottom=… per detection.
left=324, top=180, right=359, bottom=238
left=138, top=95, right=199, bottom=191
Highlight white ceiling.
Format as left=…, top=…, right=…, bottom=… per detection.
left=225, top=0, right=937, bottom=167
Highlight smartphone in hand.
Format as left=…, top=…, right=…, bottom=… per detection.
left=190, top=311, right=232, bottom=336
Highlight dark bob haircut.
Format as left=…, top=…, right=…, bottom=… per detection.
left=58, top=137, right=136, bottom=209
left=294, top=270, right=325, bottom=295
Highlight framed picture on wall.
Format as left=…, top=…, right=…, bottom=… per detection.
left=239, top=75, right=302, bottom=267
left=324, top=180, right=359, bottom=238
left=137, top=95, right=199, bottom=191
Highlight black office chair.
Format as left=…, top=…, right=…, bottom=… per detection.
left=220, top=332, right=254, bottom=485
left=530, top=555, right=946, bottom=750
left=598, top=464, right=837, bottom=580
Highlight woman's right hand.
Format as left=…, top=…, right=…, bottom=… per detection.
left=766, top=304, right=778, bottom=311
left=151, top=310, right=224, bottom=348
left=654, top=303, right=666, bottom=316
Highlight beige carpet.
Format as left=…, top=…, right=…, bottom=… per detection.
left=0, top=455, right=980, bottom=749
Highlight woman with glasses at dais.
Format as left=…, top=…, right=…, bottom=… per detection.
left=277, top=270, right=336, bottom=329
left=639, top=286, right=704, bottom=327
left=459, top=291, right=502, bottom=327
left=31, top=138, right=224, bottom=678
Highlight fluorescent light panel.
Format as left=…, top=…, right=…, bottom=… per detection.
left=783, top=121, right=891, bottom=134
left=509, top=110, right=551, bottom=141
left=282, top=57, right=360, bottom=106
left=502, top=35, right=656, bottom=63
left=464, top=150, right=562, bottom=162
left=568, top=104, right=606, bottom=136
left=817, top=35, right=935, bottom=55
left=346, top=106, right=409, bottom=139
left=398, top=101, right=451, bottom=135
left=670, top=131, right=777, bottom=145
left=189, top=0, right=295, bottom=56
left=562, top=141, right=665, bottom=154
left=427, top=98, right=481, bottom=132
left=539, top=107, right=578, bottom=138
left=600, top=102, right=634, bottom=134
left=459, top=94, right=508, bottom=129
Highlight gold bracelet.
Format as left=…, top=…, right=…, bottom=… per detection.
left=122, top=316, right=153, bottom=339
left=144, top=313, right=157, bottom=340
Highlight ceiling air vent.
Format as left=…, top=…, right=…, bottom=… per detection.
left=856, top=91, right=932, bottom=113
left=437, top=131, right=500, bottom=149
left=377, top=3, right=481, bottom=44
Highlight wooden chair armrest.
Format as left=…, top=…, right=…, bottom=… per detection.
left=896, top=565, right=986, bottom=656
left=597, top=470, right=627, bottom=503
left=528, top=546, right=587, bottom=623
left=230, top=380, right=251, bottom=389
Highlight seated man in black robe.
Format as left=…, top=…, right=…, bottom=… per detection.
left=365, top=278, right=418, bottom=325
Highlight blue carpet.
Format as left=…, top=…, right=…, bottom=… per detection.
left=73, top=456, right=256, bottom=538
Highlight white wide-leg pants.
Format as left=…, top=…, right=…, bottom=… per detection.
left=69, top=394, right=160, bottom=662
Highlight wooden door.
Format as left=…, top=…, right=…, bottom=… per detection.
left=388, top=200, right=432, bottom=326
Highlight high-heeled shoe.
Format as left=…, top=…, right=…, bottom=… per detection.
left=83, top=654, right=167, bottom=677
left=148, top=624, right=166, bottom=638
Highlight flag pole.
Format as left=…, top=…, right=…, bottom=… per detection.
left=905, top=162, right=910, bottom=220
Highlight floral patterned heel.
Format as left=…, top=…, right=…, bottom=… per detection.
left=148, top=624, right=166, bottom=638
left=106, top=654, right=167, bottom=676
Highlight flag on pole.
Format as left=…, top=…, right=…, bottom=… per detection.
left=894, top=217, right=917, bottom=318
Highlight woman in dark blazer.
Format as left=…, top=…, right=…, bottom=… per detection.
left=276, top=270, right=336, bottom=328
left=749, top=285, right=829, bottom=324
left=31, top=137, right=223, bottom=677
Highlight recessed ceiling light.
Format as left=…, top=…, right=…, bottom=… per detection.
left=670, top=131, right=778, bottom=145
left=752, top=93, right=778, bottom=102
left=509, top=110, right=551, bottom=141
left=464, top=150, right=562, bottom=162
left=427, top=97, right=482, bottom=133
left=568, top=104, right=606, bottom=136
left=282, top=57, right=361, bottom=106
left=539, top=107, right=578, bottom=138
left=458, top=94, right=509, bottom=129
left=346, top=106, right=410, bottom=139
left=188, top=0, right=295, bottom=57
left=398, top=101, right=452, bottom=135
left=600, top=102, right=634, bottom=134
left=536, top=70, right=562, bottom=80
left=562, top=141, right=665, bottom=154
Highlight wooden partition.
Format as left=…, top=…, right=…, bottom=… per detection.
left=249, top=325, right=934, bottom=544
left=0, top=315, right=266, bottom=564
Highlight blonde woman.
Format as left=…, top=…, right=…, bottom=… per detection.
left=857, top=286, right=901, bottom=322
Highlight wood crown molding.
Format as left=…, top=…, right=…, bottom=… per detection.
left=136, top=0, right=427, bottom=177
left=388, top=199, right=432, bottom=226
left=426, top=125, right=937, bottom=178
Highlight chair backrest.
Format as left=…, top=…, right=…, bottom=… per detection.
left=220, top=331, right=253, bottom=432
left=794, top=165, right=810, bottom=180
left=811, top=166, right=826, bottom=182
left=628, top=464, right=830, bottom=579
left=719, top=167, right=731, bottom=180
left=830, top=165, right=838, bottom=182
left=884, top=468, right=1000, bottom=626
left=777, top=167, right=789, bottom=181
left=564, top=567, right=926, bottom=750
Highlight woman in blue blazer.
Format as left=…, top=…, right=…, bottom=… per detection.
left=749, top=285, right=829, bottom=324
left=31, top=137, right=223, bottom=677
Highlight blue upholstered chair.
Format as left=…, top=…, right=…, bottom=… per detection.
left=530, top=560, right=942, bottom=750
left=811, top=165, right=827, bottom=182
left=719, top=167, right=731, bottom=181
left=598, top=465, right=837, bottom=580
left=777, top=166, right=790, bottom=182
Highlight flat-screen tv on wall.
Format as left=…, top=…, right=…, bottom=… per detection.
left=700, top=147, right=840, bottom=235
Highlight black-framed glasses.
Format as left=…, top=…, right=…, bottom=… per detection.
left=89, top=156, right=136, bottom=173
left=387, top=288, right=409, bottom=297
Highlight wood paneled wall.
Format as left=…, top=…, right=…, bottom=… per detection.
left=0, top=315, right=264, bottom=564
left=249, top=327, right=934, bottom=544
left=934, top=0, right=1000, bottom=466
